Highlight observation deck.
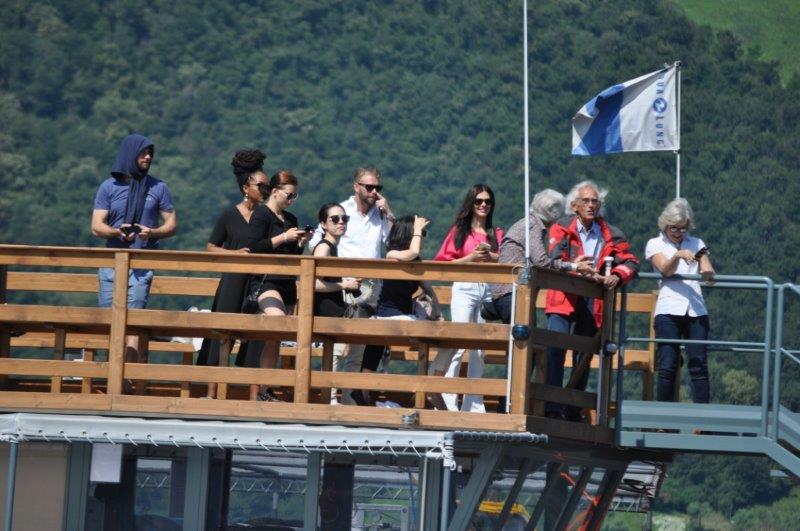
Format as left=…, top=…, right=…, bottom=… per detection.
left=0, top=244, right=797, bottom=530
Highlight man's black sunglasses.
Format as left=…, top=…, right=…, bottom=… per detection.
left=358, top=183, right=383, bottom=193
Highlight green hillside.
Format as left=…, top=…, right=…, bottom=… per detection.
left=1, top=0, right=799, bottom=526
left=675, top=0, right=800, bottom=84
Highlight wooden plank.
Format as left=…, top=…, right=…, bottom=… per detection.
left=526, top=415, right=614, bottom=445
left=529, top=383, right=597, bottom=409
left=314, top=259, right=515, bottom=284
left=82, top=349, right=94, bottom=394
left=0, top=359, right=108, bottom=378
left=0, top=247, right=114, bottom=268
left=0, top=264, right=8, bottom=389
left=124, top=363, right=295, bottom=386
left=509, top=282, right=533, bottom=415
left=616, top=292, right=656, bottom=313
left=126, top=309, right=298, bottom=339
left=6, top=272, right=97, bottom=293
left=530, top=266, right=604, bottom=299
left=0, top=391, right=113, bottom=412
left=150, top=276, right=219, bottom=296
left=310, top=372, right=507, bottom=396
left=595, top=288, right=616, bottom=426
left=51, top=328, right=67, bottom=393
left=129, top=250, right=301, bottom=275
left=0, top=305, right=112, bottom=330
left=313, top=317, right=508, bottom=344
left=111, top=395, right=527, bottom=431
left=293, top=258, right=315, bottom=404
left=530, top=328, right=599, bottom=355
left=320, top=340, right=334, bottom=404
left=107, top=252, right=130, bottom=395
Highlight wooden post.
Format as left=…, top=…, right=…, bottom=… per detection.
left=180, top=349, right=192, bottom=398
left=216, top=338, right=230, bottom=400
left=644, top=292, right=657, bottom=400
left=293, top=258, right=316, bottom=403
left=134, top=331, right=150, bottom=395
left=509, top=279, right=534, bottom=415
left=415, top=343, right=430, bottom=409
left=106, top=252, right=130, bottom=395
left=596, top=288, right=616, bottom=427
left=320, top=339, right=334, bottom=404
left=82, top=349, right=94, bottom=394
left=0, top=265, right=9, bottom=389
left=51, top=328, right=67, bottom=393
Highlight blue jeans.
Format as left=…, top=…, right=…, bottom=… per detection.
left=545, top=301, right=597, bottom=418
left=97, top=268, right=154, bottom=309
left=654, top=313, right=710, bottom=403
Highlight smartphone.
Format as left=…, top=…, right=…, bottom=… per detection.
left=120, top=225, right=141, bottom=236
left=303, top=225, right=314, bottom=233
left=694, top=247, right=708, bottom=260
left=475, top=242, right=491, bottom=252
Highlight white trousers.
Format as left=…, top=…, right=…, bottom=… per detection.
left=430, top=282, right=490, bottom=412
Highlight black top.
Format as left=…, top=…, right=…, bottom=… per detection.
left=376, top=259, right=421, bottom=317
left=209, top=204, right=271, bottom=251
left=262, top=207, right=303, bottom=281
left=312, top=240, right=347, bottom=317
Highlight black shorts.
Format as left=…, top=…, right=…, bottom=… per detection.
left=258, top=278, right=297, bottom=307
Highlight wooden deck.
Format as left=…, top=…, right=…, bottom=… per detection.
left=0, top=245, right=658, bottom=444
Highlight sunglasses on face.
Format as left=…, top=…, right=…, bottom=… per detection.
left=328, top=215, right=350, bottom=224
left=473, top=198, right=493, bottom=206
left=277, top=189, right=298, bottom=201
left=358, top=183, right=383, bottom=193
left=667, top=225, right=688, bottom=234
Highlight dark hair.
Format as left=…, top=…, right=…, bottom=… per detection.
left=386, top=215, right=416, bottom=251
left=452, top=184, right=497, bottom=251
left=317, top=203, right=343, bottom=223
left=267, top=169, right=298, bottom=192
left=231, top=149, right=266, bottom=191
left=353, top=166, right=381, bottom=182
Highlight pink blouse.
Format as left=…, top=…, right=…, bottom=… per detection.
left=434, top=226, right=504, bottom=261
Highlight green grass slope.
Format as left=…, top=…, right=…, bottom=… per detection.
left=674, top=0, right=800, bottom=83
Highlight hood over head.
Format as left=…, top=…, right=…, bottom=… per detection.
left=111, top=134, right=154, bottom=180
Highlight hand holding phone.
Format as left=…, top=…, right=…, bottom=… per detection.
left=694, top=247, right=708, bottom=260
left=475, top=242, right=491, bottom=252
left=303, top=225, right=314, bottom=233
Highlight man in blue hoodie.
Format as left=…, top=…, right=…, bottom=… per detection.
left=91, top=134, right=177, bottom=375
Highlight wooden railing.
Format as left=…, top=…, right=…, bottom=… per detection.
left=0, top=244, right=656, bottom=442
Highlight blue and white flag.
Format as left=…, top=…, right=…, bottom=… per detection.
left=572, top=64, right=679, bottom=156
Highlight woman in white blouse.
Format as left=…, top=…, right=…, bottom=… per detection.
left=645, top=198, right=715, bottom=403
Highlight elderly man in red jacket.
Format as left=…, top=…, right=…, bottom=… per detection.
left=545, top=180, right=639, bottom=420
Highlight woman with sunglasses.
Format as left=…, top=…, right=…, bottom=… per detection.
left=355, top=215, right=442, bottom=406
left=250, top=170, right=311, bottom=402
left=430, top=184, right=503, bottom=413
left=197, top=149, right=269, bottom=399
left=312, top=204, right=361, bottom=317
left=645, top=198, right=715, bottom=403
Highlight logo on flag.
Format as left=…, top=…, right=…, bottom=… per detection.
left=572, top=64, right=679, bottom=156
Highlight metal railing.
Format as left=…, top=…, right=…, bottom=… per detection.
left=771, top=283, right=800, bottom=442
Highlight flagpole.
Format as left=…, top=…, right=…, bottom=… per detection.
left=522, top=0, right=531, bottom=261
left=675, top=60, right=682, bottom=198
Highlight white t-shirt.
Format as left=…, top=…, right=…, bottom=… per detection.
left=309, top=196, right=390, bottom=259
left=645, top=233, right=708, bottom=317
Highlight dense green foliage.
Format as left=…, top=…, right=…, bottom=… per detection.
left=1, top=0, right=799, bottom=523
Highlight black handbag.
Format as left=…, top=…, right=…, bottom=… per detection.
left=480, top=299, right=501, bottom=322
left=241, top=275, right=267, bottom=314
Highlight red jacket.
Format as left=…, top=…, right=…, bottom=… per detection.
left=545, top=215, right=639, bottom=326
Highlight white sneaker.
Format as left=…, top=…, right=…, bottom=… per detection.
left=376, top=400, right=401, bottom=409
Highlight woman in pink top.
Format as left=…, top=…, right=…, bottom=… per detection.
left=431, top=184, right=503, bottom=412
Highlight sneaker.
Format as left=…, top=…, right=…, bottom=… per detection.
left=257, top=390, right=283, bottom=402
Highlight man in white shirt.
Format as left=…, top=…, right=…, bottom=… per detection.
left=310, top=166, right=394, bottom=404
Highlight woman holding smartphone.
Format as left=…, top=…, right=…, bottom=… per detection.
left=645, top=198, right=715, bottom=403
left=251, top=170, right=311, bottom=402
left=431, top=184, right=503, bottom=413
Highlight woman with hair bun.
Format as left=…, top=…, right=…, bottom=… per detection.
left=198, top=149, right=269, bottom=399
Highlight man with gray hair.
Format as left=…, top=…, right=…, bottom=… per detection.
left=489, top=189, right=593, bottom=323
left=544, top=180, right=639, bottom=420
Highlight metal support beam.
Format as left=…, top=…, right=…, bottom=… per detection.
left=525, top=461, right=563, bottom=531
left=3, top=442, right=18, bottom=531
left=63, top=443, right=92, bottom=531
left=419, top=458, right=443, bottom=531
left=183, top=447, right=210, bottom=531
left=440, top=463, right=453, bottom=531
left=494, top=458, right=536, bottom=531
left=447, top=444, right=504, bottom=531
left=582, top=469, right=623, bottom=531
left=303, top=452, right=322, bottom=531
left=554, top=466, right=594, bottom=530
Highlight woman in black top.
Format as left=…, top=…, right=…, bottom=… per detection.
left=312, top=203, right=361, bottom=316
left=252, top=170, right=311, bottom=401
left=198, top=149, right=269, bottom=399
left=355, top=215, right=442, bottom=406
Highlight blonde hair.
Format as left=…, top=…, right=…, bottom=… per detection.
left=657, top=198, right=695, bottom=233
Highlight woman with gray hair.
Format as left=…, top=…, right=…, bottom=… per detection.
left=645, top=198, right=716, bottom=403
left=489, top=188, right=593, bottom=323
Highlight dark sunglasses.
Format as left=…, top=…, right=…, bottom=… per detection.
left=473, top=198, right=493, bottom=206
left=277, top=189, right=299, bottom=201
left=328, top=215, right=350, bottom=224
left=358, top=183, right=383, bottom=193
